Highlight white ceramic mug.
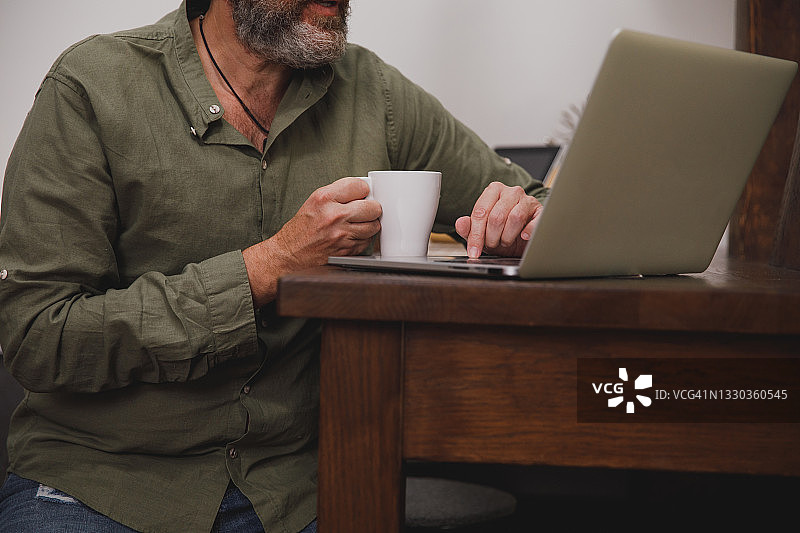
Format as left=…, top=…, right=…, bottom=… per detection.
left=360, top=171, right=441, bottom=257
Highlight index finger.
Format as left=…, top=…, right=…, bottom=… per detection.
left=466, top=182, right=504, bottom=258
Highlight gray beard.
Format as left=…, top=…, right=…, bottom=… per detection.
left=230, top=0, right=349, bottom=69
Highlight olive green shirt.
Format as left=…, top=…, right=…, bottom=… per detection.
left=0, top=1, right=546, bottom=532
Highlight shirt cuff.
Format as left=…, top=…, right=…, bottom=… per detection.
left=198, top=250, right=259, bottom=368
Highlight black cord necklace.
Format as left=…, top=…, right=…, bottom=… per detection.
left=199, top=14, right=270, bottom=147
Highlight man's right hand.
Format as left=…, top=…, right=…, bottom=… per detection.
left=242, top=177, right=381, bottom=308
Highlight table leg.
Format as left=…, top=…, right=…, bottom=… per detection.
left=318, top=320, right=405, bottom=533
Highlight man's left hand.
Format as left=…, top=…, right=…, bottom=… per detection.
left=454, top=182, right=543, bottom=258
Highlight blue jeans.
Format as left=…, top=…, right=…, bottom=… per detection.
left=0, top=473, right=317, bottom=533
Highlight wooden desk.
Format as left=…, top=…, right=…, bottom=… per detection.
left=276, top=253, right=800, bottom=533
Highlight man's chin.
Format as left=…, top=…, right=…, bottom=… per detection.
left=270, top=24, right=348, bottom=68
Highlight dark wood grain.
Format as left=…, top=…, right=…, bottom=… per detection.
left=731, top=0, right=800, bottom=262
left=278, top=253, right=800, bottom=335
left=402, top=323, right=800, bottom=476
left=278, top=257, right=800, bottom=532
left=317, top=320, right=404, bottom=533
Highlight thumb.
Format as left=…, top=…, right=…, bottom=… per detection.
left=455, top=216, right=471, bottom=240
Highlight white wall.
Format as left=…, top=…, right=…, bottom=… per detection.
left=0, top=0, right=736, bottom=205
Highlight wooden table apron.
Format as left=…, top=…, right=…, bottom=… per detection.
left=276, top=256, right=800, bottom=533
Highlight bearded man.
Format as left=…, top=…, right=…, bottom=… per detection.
left=0, top=1, right=548, bottom=531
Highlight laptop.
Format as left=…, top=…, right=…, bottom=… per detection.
left=329, top=29, right=797, bottom=279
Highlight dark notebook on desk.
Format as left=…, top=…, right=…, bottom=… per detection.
left=329, top=29, right=797, bottom=279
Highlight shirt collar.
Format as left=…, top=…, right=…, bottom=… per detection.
left=264, top=64, right=334, bottom=152
left=171, top=0, right=335, bottom=147
left=172, top=0, right=221, bottom=139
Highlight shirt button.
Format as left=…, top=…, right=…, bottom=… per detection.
left=242, top=385, right=251, bottom=395
left=209, top=104, right=221, bottom=114
left=228, top=447, right=239, bottom=459
left=0, top=269, right=7, bottom=280
left=261, top=160, right=268, bottom=170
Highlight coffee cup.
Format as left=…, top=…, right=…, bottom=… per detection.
left=360, top=171, right=441, bottom=257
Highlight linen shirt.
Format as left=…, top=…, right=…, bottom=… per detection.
left=0, top=1, right=547, bottom=532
